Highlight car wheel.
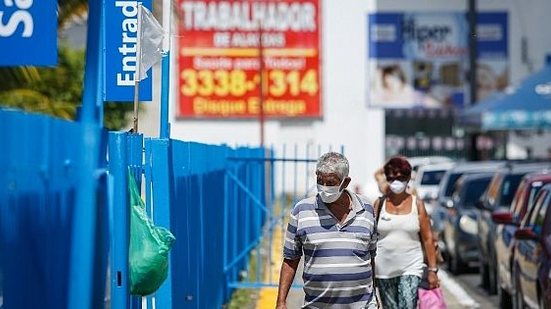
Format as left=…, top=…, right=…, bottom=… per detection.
left=449, top=246, right=464, bottom=275
left=480, top=261, right=490, bottom=288
left=497, top=274, right=512, bottom=309
left=488, top=258, right=498, bottom=294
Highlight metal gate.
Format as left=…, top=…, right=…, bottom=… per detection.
left=224, top=145, right=343, bottom=290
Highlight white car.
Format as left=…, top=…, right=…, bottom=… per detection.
left=411, top=162, right=456, bottom=212
left=408, top=156, right=454, bottom=174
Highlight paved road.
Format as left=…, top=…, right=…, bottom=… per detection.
left=442, top=266, right=499, bottom=308
left=286, top=264, right=500, bottom=308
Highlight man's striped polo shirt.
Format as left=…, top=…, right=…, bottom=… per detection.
left=283, top=189, right=377, bottom=308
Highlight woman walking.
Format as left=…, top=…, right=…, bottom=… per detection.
left=374, top=156, right=440, bottom=309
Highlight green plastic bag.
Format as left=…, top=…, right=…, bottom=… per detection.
left=128, top=171, right=176, bottom=296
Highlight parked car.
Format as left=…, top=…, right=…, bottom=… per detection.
left=431, top=161, right=504, bottom=247
left=512, top=183, right=551, bottom=309
left=435, top=161, right=505, bottom=214
left=442, top=173, right=493, bottom=274
left=408, top=156, right=454, bottom=174
left=411, top=161, right=456, bottom=209
left=477, top=162, right=551, bottom=294
left=493, top=172, right=551, bottom=308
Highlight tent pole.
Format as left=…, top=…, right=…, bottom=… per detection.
left=468, top=0, right=480, bottom=161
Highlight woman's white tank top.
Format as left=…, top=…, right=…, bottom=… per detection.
left=375, top=196, right=424, bottom=279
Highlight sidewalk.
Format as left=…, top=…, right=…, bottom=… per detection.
left=283, top=269, right=474, bottom=309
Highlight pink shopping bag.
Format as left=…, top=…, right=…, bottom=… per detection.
left=418, top=288, right=447, bottom=309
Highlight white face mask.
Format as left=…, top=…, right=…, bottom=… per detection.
left=317, top=179, right=345, bottom=204
left=389, top=180, right=408, bottom=194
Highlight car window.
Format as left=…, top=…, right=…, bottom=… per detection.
left=499, top=174, right=524, bottom=207
left=421, top=170, right=446, bottom=185
left=543, top=197, right=551, bottom=252
left=533, top=193, right=550, bottom=235
left=444, top=173, right=462, bottom=197
left=485, top=173, right=504, bottom=207
left=461, top=178, right=491, bottom=208
left=510, top=180, right=527, bottom=215
left=525, top=190, right=550, bottom=232
left=525, top=182, right=546, bottom=217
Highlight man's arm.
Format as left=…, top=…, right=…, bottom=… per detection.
left=276, top=258, right=300, bottom=308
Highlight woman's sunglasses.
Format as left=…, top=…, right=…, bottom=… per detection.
left=386, top=175, right=409, bottom=182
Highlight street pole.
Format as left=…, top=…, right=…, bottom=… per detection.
left=132, top=4, right=143, bottom=133
left=468, top=0, right=479, bottom=160
left=258, top=19, right=265, bottom=147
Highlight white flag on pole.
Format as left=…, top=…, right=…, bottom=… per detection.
left=137, top=5, right=165, bottom=81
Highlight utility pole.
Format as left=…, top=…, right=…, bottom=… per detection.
left=258, top=20, right=265, bottom=147
left=468, top=0, right=479, bottom=160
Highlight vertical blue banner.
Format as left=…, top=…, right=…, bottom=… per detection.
left=0, top=1, right=57, bottom=66
left=105, top=0, right=153, bottom=101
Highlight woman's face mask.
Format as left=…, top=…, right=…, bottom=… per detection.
left=389, top=180, right=408, bottom=194
left=317, top=178, right=345, bottom=203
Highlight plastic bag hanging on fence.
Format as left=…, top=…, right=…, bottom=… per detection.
left=128, top=170, right=176, bottom=296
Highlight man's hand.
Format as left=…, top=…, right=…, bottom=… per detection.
left=427, top=271, right=439, bottom=289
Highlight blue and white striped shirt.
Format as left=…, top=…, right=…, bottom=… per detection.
left=283, top=189, right=377, bottom=308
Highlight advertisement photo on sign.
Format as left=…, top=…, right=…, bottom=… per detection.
left=367, top=11, right=508, bottom=110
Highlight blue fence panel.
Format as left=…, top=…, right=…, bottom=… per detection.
left=108, top=134, right=267, bottom=309
left=0, top=109, right=109, bottom=308
left=168, top=141, right=231, bottom=309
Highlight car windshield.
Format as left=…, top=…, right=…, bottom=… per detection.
left=421, top=170, right=447, bottom=185
left=444, top=173, right=462, bottom=197
left=462, top=178, right=491, bottom=207
left=499, top=174, right=525, bottom=207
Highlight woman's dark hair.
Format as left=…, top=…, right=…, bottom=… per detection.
left=381, top=65, right=406, bottom=83
left=383, top=156, right=412, bottom=178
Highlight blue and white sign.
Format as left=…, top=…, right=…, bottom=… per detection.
left=0, top=0, right=57, bottom=66
left=367, top=12, right=508, bottom=109
left=105, top=0, right=153, bottom=101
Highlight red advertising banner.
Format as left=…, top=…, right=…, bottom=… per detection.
left=177, top=0, right=321, bottom=118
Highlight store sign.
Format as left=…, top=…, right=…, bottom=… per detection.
left=177, top=0, right=322, bottom=118
left=368, top=12, right=508, bottom=109
left=0, top=0, right=57, bottom=66
left=104, top=0, right=153, bottom=101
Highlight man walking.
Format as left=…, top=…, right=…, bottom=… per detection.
left=276, top=152, right=378, bottom=308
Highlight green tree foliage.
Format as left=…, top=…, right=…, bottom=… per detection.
left=0, top=45, right=135, bottom=130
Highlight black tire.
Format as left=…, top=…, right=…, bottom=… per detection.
left=480, top=261, right=490, bottom=288
left=497, top=274, right=512, bottom=309
left=448, top=247, right=464, bottom=275
left=488, top=260, right=498, bottom=295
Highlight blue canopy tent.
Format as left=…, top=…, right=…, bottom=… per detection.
left=458, top=65, right=551, bottom=131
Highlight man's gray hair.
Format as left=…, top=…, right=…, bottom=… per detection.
left=316, top=152, right=349, bottom=179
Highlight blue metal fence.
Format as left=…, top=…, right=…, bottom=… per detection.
left=0, top=109, right=109, bottom=308
left=0, top=112, right=342, bottom=309
left=108, top=133, right=267, bottom=309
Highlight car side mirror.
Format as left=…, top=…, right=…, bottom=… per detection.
left=492, top=210, right=517, bottom=225
left=514, top=228, right=538, bottom=240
